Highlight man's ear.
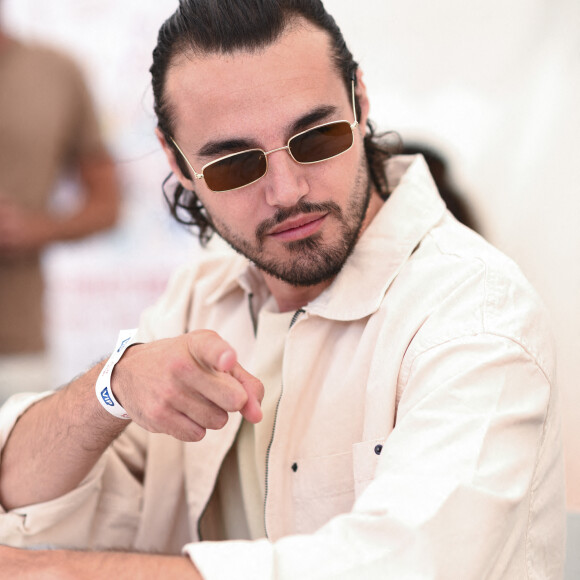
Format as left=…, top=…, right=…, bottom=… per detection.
left=155, top=128, right=195, bottom=189
left=354, top=68, right=370, bottom=131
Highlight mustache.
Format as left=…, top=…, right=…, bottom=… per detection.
left=256, top=200, right=342, bottom=241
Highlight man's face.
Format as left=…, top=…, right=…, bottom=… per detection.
left=162, top=20, right=380, bottom=287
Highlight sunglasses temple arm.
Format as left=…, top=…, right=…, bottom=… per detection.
left=169, top=137, right=204, bottom=180
left=351, top=80, right=359, bottom=129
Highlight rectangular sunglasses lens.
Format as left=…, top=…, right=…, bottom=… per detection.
left=290, top=121, right=353, bottom=163
left=204, top=150, right=267, bottom=192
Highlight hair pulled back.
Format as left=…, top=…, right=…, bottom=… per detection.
left=151, top=0, right=398, bottom=244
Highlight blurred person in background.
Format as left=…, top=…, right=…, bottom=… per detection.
left=0, top=4, right=120, bottom=403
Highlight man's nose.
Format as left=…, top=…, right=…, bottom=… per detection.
left=262, top=148, right=309, bottom=208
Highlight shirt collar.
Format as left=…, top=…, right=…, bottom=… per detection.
left=206, top=154, right=446, bottom=319
left=305, top=154, right=447, bottom=320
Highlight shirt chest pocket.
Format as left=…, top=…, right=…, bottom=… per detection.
left=290, top=439, right=384, bottom=535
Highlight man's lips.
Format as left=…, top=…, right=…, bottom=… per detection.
left=267, top=213, right=327, bottom=241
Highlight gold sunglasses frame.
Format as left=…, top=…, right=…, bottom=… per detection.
left=170, top=80, right=359, bottom=193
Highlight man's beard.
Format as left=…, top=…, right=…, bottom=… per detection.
left=210, top=161, right=372, bottom=287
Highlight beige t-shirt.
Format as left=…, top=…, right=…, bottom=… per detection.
left=200, top=296, right=294, bottom=540
left=0, top=40, right=105, bottom=352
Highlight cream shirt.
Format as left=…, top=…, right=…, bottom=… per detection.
left=0, top=155, right=566, bottom=579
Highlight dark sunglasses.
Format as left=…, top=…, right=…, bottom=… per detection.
left=170, top=81, right=359, bottom=193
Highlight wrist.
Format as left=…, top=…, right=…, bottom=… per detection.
left=95, top=329, right=140, bottom=420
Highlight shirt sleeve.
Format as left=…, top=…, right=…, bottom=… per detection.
left=183, top=332, right=565, bottom=579
left=0, top=263, right=204, bottom=550
left=0, top=392, right=148, bottom=551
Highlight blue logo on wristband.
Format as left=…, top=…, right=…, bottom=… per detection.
left=117, top=336, right=132, bottom=353
left=100, top=387, right=115, bottom=407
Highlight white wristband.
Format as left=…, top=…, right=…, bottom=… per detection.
left=95, top=328, right=140, bottom=420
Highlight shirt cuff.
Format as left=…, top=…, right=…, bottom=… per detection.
left=183, top=539, right=274, bottom=580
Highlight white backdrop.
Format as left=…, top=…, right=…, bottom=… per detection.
left=2, top=0, right=579, bottom=509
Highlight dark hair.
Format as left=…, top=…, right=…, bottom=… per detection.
left=151, top=0, right=399, bottom=245
left=402, top=143, right=480, bottom=233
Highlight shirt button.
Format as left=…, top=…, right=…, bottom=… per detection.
left=374, top=444, right=383, bottom=455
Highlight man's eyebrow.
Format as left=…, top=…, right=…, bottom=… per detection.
left=198, top=138, right=255, bottom=159
left=290, top=105, right=337, bottom=134
left=197, top=105, right=339, bottom=159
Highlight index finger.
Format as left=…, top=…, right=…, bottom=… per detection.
left=230, top=363, right=264, bottom=424
left=186, top=330, right=263, bottom=422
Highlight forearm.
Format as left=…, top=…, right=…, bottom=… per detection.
left=0, top=330, right=264, bottom=510
left=68, top=551, right=202, bottom=580
left=0, top=362, right=128, bottom=510
left=0, top=547, right=202, bottom=580
left=48, top=153, right=120, bottom=242
left=0, top=154, right=119, bottom=257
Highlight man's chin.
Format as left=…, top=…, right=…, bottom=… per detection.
left=252, top=247, right=350, bottom=288
left=261, top=266, right=339, bottom=288
left=218, top=226, right=353, bottom=287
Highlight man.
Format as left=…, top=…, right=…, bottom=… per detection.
left=0, top=1, right=565, bottom=578
left=0, top=4, right=120, bottom=402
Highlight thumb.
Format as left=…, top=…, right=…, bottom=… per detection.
left=186, top=330, right=237, bottom=374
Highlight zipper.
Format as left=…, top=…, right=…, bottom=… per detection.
left=289, top=308, right=304, bottom=329
left=248, top=293, right=258, bottom=336
left=263, top=308, right=305, bottom=538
